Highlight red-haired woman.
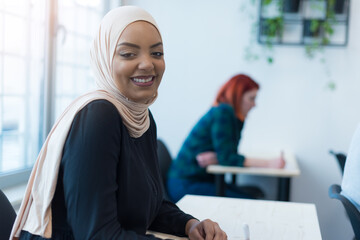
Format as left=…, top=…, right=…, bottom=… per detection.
left=167, top=74, right=285, bottom=202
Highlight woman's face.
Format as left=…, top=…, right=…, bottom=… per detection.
left=241, top=89, right=258, bottom=118
left=112, top=21, right=165, bottom=103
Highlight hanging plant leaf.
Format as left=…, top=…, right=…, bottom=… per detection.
left=263, top=0, right=273, bottom=6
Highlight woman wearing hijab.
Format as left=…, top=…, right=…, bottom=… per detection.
left=10, top=6, right=227, bottom=240
left=167, top=74, right=285, bottom=202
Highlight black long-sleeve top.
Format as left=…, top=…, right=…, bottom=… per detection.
left=21, top=100, right=194, bottom=240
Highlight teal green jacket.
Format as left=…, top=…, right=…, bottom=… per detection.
left=168, top=103, right=245, bottom=182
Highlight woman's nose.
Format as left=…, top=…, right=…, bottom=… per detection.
left=138, top=55, right=154, bottom=71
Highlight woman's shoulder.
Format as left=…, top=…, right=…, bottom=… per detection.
left=84, top=99, right=118, bottom=111
left=61, top=100, right=122, bottom=142
left=210, top=103, right=235, bottom=116
left=75, top=99, right=122, bottom=126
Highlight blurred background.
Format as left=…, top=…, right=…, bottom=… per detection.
left=0, top=0, right=358, bottom=239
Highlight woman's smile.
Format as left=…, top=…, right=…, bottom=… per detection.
left=131, top=75, right=155, bottom=86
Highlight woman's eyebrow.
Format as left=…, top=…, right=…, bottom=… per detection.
left=150, top=42, right=163, bottom=48
left=117, top=42, right=140, bottom=48
left=117, top=42, right=163, bottom=49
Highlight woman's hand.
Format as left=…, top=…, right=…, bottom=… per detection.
left=268, top=157, right=286, bottom=168
left=244, top=151, right=286, bottom=169
left=186, top=219, right=227, bottom=240
left=196, top=152, right=218, bottom=168
left=268, top=151, right=286, bottom=169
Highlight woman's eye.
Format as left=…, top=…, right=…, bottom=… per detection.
left=152, top=52, right=164, bottom=57
left=119, top=52, right=135, bottom=58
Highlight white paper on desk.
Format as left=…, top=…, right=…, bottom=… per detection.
left=178, top=197, right=319, bottom=240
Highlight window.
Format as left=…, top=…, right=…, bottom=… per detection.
left=55, top=0, right=104, bottom=119
left=0, top=0, right=45, bottom=175
left=0, top=0, right=119, bottom=188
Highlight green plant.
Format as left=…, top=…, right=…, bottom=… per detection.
left=305, top=0, right=338, bottom=58
left=242, top=0, right=285, bottom=63
left=260, top=0, right=285, bottom=63
left=263, top=17, right=284, bottom=46
left=243, top=0, right=342, bottom=90
left=262, top=17, right=284, bottom=63
left=263, top=0, right=274, bottom=5
left=261, top=0, right=284, bottom=39
left=260, top=0, right=340, bottom=60
left=244, top=0, right=344, bottom=71
left=304, top=19, right=322, bottom=58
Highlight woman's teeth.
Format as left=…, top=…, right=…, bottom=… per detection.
left=132, top=77, right=153, bottom=83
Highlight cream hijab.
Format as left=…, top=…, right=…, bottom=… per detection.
left=10, top=6, right=161, bottom=239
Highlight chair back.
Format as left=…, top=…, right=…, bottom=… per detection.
left=156, top=139, right=173, bottom=201
left=329, top=184, right=360, bottom=239
left=329, top=150, right=347, bottom=175
left=0, top=189, right=16, bottom=240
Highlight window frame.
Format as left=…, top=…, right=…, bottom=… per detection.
left=0, top=168, right=31, bottom=189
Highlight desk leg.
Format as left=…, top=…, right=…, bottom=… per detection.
left=215, top=174, right=225, bottom=196
left=231, top=174, right=237, bottom=184
left=278, top=177, right=291, bottom=201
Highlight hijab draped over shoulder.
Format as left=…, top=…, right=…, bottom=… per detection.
left=10, top=6, right=161, bottom=239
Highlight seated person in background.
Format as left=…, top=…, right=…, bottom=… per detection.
left=341, top=123, right=360, bottom=211
left=10, top=6, right=227, bottom=240
left=167, top=74, right=285, bottom=202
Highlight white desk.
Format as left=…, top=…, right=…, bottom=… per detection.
left=151, top=195, right=322, bottom=240
left=207, top=152, right=300, bottom=201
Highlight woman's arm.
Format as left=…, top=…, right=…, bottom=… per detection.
left=149, top=199, right=194, bottom=236
left=210, top=106, right=246, bottom=166
left=201, top=105, right=285, bottom=169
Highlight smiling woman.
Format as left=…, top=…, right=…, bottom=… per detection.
left=10, top=6, right=227, bottom=240
left=113, top=21, right=165, bottom=104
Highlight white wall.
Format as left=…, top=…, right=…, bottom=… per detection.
left=125, top=1, right=359, bottom=239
